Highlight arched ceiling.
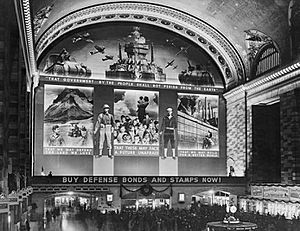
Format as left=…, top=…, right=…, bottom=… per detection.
left=28, top=0, right=291, bottom=89
left=38, top=23, right=226, bottom=87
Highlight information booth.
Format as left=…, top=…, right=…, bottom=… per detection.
left=207, top=221, right=257, bottom=231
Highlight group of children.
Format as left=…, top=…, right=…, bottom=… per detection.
left=113, top=114, right=159, bottom=145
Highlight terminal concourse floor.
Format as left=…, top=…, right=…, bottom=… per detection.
left=44, top=211, right=102, bottom=231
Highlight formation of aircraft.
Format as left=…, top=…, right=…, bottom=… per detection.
left=164, top=38, right=192, bottom=70
left=89, top=45, right=114, bottom=61
left=71, top=34, right=193, bottom=66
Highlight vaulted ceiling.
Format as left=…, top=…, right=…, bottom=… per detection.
left=31, top=0, right=291, bottom=61
left=18, top=0, right=292, bottom=89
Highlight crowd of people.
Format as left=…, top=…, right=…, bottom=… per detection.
left=75, top=203, right=300, bottom=231
left=45, top=207, right=60, bottom=223
left=113, top=114, right=160, bottom=145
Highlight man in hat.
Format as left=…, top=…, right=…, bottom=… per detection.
left=160, top=107, right=177, bottom=159
left=94, top=104, right=115, bottom=158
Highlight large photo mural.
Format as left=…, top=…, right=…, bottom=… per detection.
left=113, top=89, right=159, bottom=156
left=35, top=22, right=228, bottom=176
left=38, top=23, right=223, bottom=91
left=36, top=84, right=225, bottom=176
left=177, top=93, right=219, bottom=157
left=43, top=85, right=94, bottom=155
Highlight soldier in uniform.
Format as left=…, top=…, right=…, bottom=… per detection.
left=49, top=125, right=65, bottom=146
left=94, top=104, right=115, bottom=158
left=160, top=107, right=177, bottom=159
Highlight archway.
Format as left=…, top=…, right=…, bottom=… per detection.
left=35, top=2, right=245, bottom=89
left=43, top=191, right=97, bottom=221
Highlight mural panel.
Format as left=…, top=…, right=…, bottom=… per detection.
left=39, top=23, right=223, bottom=89
left=177, top=93, right=219, bottom=157
left=113, top=89, right=159, bottom=156
left=43, top=85, right=94, bottom=155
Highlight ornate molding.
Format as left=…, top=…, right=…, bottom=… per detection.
left=35, top=2, right=245, bottom=89
left=32, top=185, right=109, bottom=193
left=14, top=0, right=38, bottom=91
left=223, top=85, right=245, bottom=104
left=246, top=62, right=300, bottom=96
left=224, top=62, right=300, bottom=102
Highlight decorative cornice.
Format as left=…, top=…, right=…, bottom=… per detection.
left=224, top=61, right=300, bottom=102
left=223, top=85, right=245, bottom=103
left=34, top=2, right=245, bottom=89
left=245, top=62, right=300, bottom=96
left=32, top=185, right=110, bottom=193
left=14, top=0, right=38, bottom=91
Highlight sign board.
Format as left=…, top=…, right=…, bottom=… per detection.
left=31, top=176, right=246, bottom=185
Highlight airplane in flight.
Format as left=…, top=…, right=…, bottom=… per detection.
left=90, top=45, right=106, bottom=55
left=102, top=55, right=114, bottom=61
left=165, top=59, right=175, bottom=68
left=72, top=32, right=94, bottom=43
left=166, top=38, right=177, bottom=47
left=175, top=46, right=191, bottom=56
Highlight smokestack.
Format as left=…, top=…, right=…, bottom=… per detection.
left=119, top=43, right=122, bottom=60
left=151, top=43, right=154, bottom=63
left=204, top=97, right=207, bottom=121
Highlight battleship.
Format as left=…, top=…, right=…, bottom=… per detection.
left=178, top=61, right=215, bottom=86
left=105, top=27, right=166, bottom=82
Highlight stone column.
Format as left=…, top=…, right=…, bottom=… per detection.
left=280, top=88, right=300, bottom=184
left=224, top=86, right=247, bottom=177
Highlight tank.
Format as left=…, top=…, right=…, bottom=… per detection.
left=178, top=61, right=215, bottom=86
left=43, top=49, right=91, bottom=77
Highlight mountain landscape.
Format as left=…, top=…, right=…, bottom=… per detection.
left=44, top=88, right=93, bottom=123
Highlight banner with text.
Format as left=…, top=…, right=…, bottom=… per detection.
left=31, top=176, right=246, bottom=185
left=40, top=76, right=224, bottom=94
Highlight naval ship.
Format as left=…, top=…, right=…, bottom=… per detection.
left=106, top=27, right=166, bottom=82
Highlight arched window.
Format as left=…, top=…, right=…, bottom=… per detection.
left=289, top=0, right=300, bottom=60
left=250, top=43, right=280, bottom=79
